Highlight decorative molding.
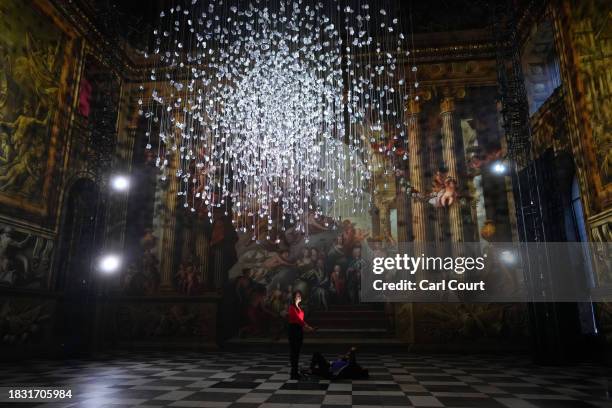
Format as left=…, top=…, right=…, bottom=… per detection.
left=589, top=208, right=612, bottom=243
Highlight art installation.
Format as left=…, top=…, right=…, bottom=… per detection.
left=140, top=0, right=422, bottom=241
left=1, top=1, right=611, bottom=404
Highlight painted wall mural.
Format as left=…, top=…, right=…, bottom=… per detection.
left=120, top=228, right=161, bottom=296
left=413, top=303, right=528, bottom=344
left=220, top=218, right=370, bottom=339
left=556, top=0, right=612, bottom=213
left=568, top=0, right=611, bottom=189
left=0, top=299, right=51, bottom=346
left=0, top=222, right=53, bottom=289
left=114, top=302, right=216, bottom=342
left=0, top=0, right=76, bottom=217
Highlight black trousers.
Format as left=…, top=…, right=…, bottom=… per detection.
left=288, top=324, right=303, bottom=375
left=310, top=352, right=331, bottom=378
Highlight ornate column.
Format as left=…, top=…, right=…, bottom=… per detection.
left=159, top=156, right=179, bottom=291
left=407, top=99, right=427, bottom=242
left=194, top=220, right=210, bottom=288
left=180, top=223, right=194, bottom=263
left=378, top=202, right=391, bottom=239
left=213, top=246, right=224, bottom=290
left=396, top=193, right=409, bottom=243
left=428, top=131, right=446, bottom=243
left=440, top=96, right=464, bottom=243
left=371, top=149, right=396, bottom=240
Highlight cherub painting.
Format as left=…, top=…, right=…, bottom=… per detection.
left=429, top=171, right=458, bottom=208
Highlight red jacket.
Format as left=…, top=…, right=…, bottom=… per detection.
left=287, top=304, right=305, bottom=326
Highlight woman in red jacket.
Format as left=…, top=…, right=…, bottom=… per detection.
left=287, top=290, right=314, bottom=380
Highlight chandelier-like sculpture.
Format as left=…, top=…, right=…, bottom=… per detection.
left=139, top=0, right=418, bottom=240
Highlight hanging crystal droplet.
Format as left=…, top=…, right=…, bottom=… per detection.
left=141, top=0, right=421, bottom=230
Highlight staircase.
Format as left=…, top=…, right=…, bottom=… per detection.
left=225, top=303, right=405, bottom=351
left=307, top=303, right=393, bottom=340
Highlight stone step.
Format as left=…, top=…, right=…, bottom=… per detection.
left=309, top=310, right=386, bottom=319
left=310, top=328, right=391, bottom=338
left=224, top=336, right=406, bottom=352
left=308, top=318, right=388, bottom=329
left=322, top=304, right=385, bottom=311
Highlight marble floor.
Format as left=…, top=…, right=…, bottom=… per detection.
left=0, top=351, right=610, bottom=407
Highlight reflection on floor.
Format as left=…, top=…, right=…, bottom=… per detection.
left=1, top=351, right=610, bottom=407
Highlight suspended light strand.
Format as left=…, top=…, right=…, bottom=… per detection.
left=139, top=0, right=419, bottom=241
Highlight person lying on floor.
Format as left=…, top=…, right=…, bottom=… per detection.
left=309, top=347, right=369, bottom=379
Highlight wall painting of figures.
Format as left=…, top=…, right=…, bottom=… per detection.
left=0, top=0, right=78, bottom=219
left=219, top=214, right=371, bottom=340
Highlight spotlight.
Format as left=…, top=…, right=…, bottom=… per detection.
left=499, top=250, right=517, bottom=265
left=98, top=254, right=121, bottom=274
left=492, top=161, right=507, bottom=175
left=110, top=175, right=130, bottom=191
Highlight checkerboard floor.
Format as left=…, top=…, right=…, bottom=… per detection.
left=1, top=351, right=610, bottom=407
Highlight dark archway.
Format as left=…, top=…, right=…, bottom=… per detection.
left=54, top=178, right=104, bottom=356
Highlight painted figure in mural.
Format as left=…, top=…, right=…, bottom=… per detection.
left=346, top=247, right=364, bottom=304
left=0, top=30, right=62, bottom=195
left=176, top=256, right=202, bottom=295
left=307, top=212, right=331, bottom=233
left=330, top=264, right=347, bottom=304
left=240, top=285, right=278, bottom=337
left=328, top=234, right=344, bottom=258
left=28, top=237, right=53, bottom=286
left=429, top=171, right=459, bottom=208
left=235, top=268, right=255, bottom=304
left=398, top=169, right=461, bottom=209
left=121, top=264, right=143, bottom=295
left=268, top=284, right=286, bottom=315
left=297, top=247, right=313, bottom=267
left=0, top=43, right=8, bottom=163
left=13, top=34, right=61, bottom=107
left=0, top=101, right=52, bottom=192
left=152, top=305, right=198, bottom=337
left=0, top=45, right=8, bottom=112
left=140, top=229, right=160, bottom=294
left=0, top=226, right=30, bottom=285
left=0, top=0, right=66, bottom=202
left=301, top=258, right=329, bottom=311
left=382, top=226, right=397, bottom=246
left=341, top=220, right=357, bottom=254
left=0, top=301, right=49, bottom=345
left=262, top=250, right=293, bottom=271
